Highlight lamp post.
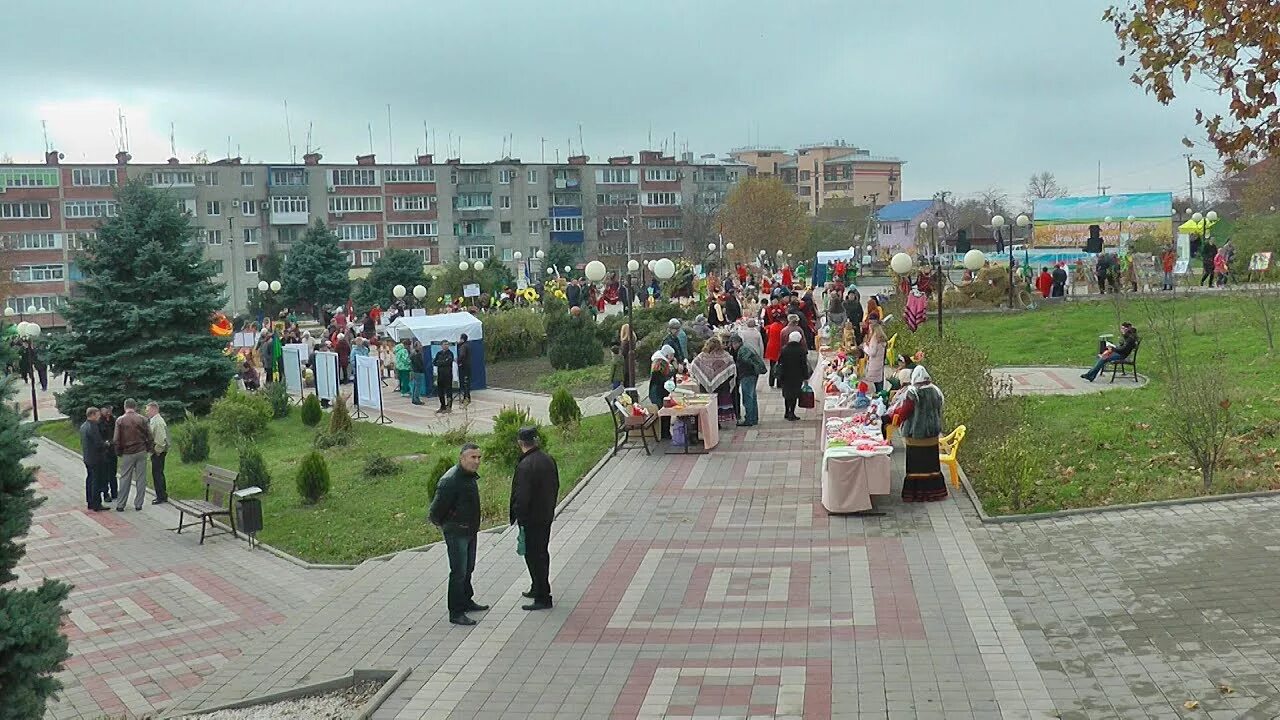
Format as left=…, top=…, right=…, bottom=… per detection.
left=991, top=214, right=1030, bottom=308
left=17, top=320, right=41, bottom=421
left=257, top=279, right=281, bottom=323
left=393, top=284, right=407, bottom=312
left=625, top=258, right=640, bottom=321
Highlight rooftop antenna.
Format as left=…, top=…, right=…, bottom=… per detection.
left=367, top=123, right=374, bottom=155
left=386, top=104, right=393, bottom=163
left=284, top=100, right=294, bottom=163
left=578, top=123, right=584, bottom=156
left=122, top=114, right=131, bottom=152
left=541, top=137, right=545, bottom=163
left=169, top=121, right=176, bottom=157
left=41, top=120, right=50, bottom=153
left=448, top=132, right=453, bottom=158
left=117, top=108, right=127, bottom=152
left=227, top=135, right=232, bottom=159
left=305, top=122, right=313, bottom=155
left=423, top=120, right=429, bottom=158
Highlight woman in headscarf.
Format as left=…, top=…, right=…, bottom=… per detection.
left=890, top=366, right=948, bottom=502
left=777, top=330, right=811, bottom=421
left=689, top=336, right=738, bottom=426
left=649, top=345, right=677, bottom=439
left=690, top=314, right=712, bottom=339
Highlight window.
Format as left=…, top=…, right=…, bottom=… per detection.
left=498, top=169, right=515, bottom=184
left=596, top=168, right=634, bottom=184
left=9, top=232, right=62, bottom=249
left=880, top=223, right=893, bottom=235
left=271, top=196, right=309, bottom=214
left=205, top=200, right=222, bottom=216
left=1, top=201, right=52, bottom=219
left=327, top=196, right=382, bottom=214
left=455, top=220, right=487, bottom=236
left=552, top=192, right=581, bottom=207
left=210, top=260, right=224, bottom=274
left=72, top=168, right=117, bottom=186
left=240, top=170, right=254, bottom=186
left=528, top=245, right=540, bottom=257
left=269, top=168, right=307, bottom=186
left=5, top=295, right=63, bottom=314
left=276, top=227, right=299, bottom=244
left=407, top=248, right=430, bottom=264
left=205, top=229, right=223, bottom=245
left=527, top=195, right=539, bottom=209
left=11, top=264, right=65, bottom=282
left=242, top=228, right=260, bottom=245
left=799, top=186, right=811, bottom=196
left=602, top=217, right=624, bottom=231
left=551, top=217, right=583, bottom=233
left=799, top=170, right=811, bottom=181
left=360, top=250, right=381, bottom=265
left=454, top=169, right=490, bottom=184
left=728, top=170, right=739, bottom=181
left=527, top=169, right=538, bottom=183
left=646, top=217, right=681, bottom=230
left=177, top=199, right=197, bottom=216
left=642, top=192, right=679, bottom=206
left=336, top=224, right=379, bottom=241
left=384, top=167, right=436, bottom=183
left=203, top=171, right=220, bottom=186
left=391, top=195, right=436, bottom=211
left=151, top=170, right=196, bottom=186
left=528, top=220, right=541, bottom=236
left=68, top=231, right=95, bottom=250
left=63, top=200, right=118, bottom=218
left=499, top=195, right=511, bottom=209
left=241, top=199, right=257, bottom=216
left=344, top=250, right=356, bottom=266
left=385, top=222, right=437, bottom=238
left=644, top=168, right=678, bottom=182
left=461, top=245, right=494, bottom=261
left=452, top=193, right=492, bottom=210
left=241, top=258, right=258, bottom=274
left=501, top=247, right=514, bottom=261
left=329, top=168, right=379, bottom=187
left=500, top=221, right=512, bottom=235
left=0, top=168, right=59, bottom=188
left=596, top=191, right=638, bottom=206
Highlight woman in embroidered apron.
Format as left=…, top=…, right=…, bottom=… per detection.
left=890, top=366, right=948, bottom=502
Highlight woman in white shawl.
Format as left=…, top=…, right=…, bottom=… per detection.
left=889, top=366, right=948, bottom=502
left=689, top=336, right=738, bottom=426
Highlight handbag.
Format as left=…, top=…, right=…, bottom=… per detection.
left=798, top=382, right=816, bottom=409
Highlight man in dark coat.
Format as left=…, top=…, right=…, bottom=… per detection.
left=97, top=406, right=118, bottom=503
left=510, top=427, right=559, bottom=610
left=428, top=444, right=489, bottom=625
left=565, top=279, right=581, bottom=308
left=433, top=340, right=456, bottom=413
left=456, top=334, right=473, bottom=404
left=80, top=407, right=108, bottom=511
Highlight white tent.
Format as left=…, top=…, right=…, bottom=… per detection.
left=387, top=312, right=484, bottom=344
left=815, top=249, right=858, bottom=264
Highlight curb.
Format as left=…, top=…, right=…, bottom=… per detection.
left=955, top=458, right=1280, bottom=524
left=162, top=667, right=410, bottom=719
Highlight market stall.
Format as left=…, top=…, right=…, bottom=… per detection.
left=386, top=312, right=487, bottom=392
left=657, top=392, right=720, bottom=453
left=820, top=413, right=892, bottom=513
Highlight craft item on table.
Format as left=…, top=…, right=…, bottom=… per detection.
left=852, top=380, right=871, bottom=409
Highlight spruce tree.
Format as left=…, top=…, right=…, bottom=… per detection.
left=355, top=248, right=429, bottom=309
left=47, top=180, right=235, bottom=422
left=0, top=316, right=72, bottom=718
left=280, top=221, right=350, bottom=319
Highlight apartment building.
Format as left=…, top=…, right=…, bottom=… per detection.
left=729, top=141, right=905, bottom=216
left=1, top=148, right=749, bottom=322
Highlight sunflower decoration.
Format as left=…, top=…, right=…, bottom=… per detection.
left=553, top=289, right=567, bottom=300
left=210, top=312, right=233, bottom=337
left=521, top=287, right=540, bottom=303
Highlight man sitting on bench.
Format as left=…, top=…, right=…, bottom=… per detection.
left=1082, top=322, right=1138, bottom=382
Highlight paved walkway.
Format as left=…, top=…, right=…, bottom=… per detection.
left=351, top=382, right=609, bottom=435
left=22, top=443, right=341, bottom=720
left=996, top=366, right=1146, bottom=396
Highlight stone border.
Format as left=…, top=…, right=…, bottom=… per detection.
left=954, top=459, right=1280, bottom=524
left=992, top=364, right=1148, bottom=390
left=160, top=667, right=410, bottom=719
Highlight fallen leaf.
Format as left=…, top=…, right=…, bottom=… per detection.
left=1218, top=683, right=1233, bottom=695
left=1184, top=700, right=1200, bottom=710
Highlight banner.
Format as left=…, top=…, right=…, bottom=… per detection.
left=355, top=353, right=382, bottom=411
left=233, top=331, right=257, bottom=348
left=282, top=346, right=303, bottom=396
left=1250, top=252, right=1273, bottom=272
left=463, top=283, right=481, bottom=298
left=284, top=342, right=309, bottom=366
left=314, top=351, right=339, bottom=402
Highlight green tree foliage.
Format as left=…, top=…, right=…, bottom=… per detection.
left=481, top=309, right=545, bottom=360
left=0, top=318, right=71, bottom=716
left=549, top=387, right=582, bottom=428
left=300, top=394, right=322, bottom=426
left=295, top=451, right=332, bottom=504
left=280, top=221, right=351, bottom=318
left=209, top=385, right=272, bottom=442
left=431, top=261, right=516, bottom=302
left=328, top=391, right=353, bottom=434
left=542, top=241, right=579, bottom=277
left=263, top=381, right=290, bottom=419
left=238, top=445, right=272, bottom=493
left=485, top=405, right=549, bottom=468
left=46, top=180, right=235, bottom=423
left=546, top=297, right=602, bottom=370
left=173, top=412, right=211, bottom=463
left=717, top=176, right=807, bottom=258
left=355, top=248, right=430, bottom=310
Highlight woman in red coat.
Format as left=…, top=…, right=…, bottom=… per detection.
left=764, top=319, right=784, bottom=388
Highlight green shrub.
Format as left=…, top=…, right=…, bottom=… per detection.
left=263, top=382, right=291, bottom=419
left=441, top=422, right=471, bottom=446
left=238, top=445, right=272, bottom=493
left=295, top=451, right=331, bottom=504
left=209, top=386, right=272, bottom=442
left=481, top=308, right=546, bottom=360
left=547, top=312, right=603, bottom=370
left=363, top=452, right=399, bottom=478
left=300, top=394, right=322, bottom=426
left=313, top=428, right=351, bottom=449
left=329, top=392, right=353, bottom=434
left=597, top=303, right=696, bottom=347
left=427, top=455, right=454, bottom=502
left=174, top=412, right=210, bottom=464
left=484, top=405, right=548, bottom=468
left=549, top=387, right=581, bottom=428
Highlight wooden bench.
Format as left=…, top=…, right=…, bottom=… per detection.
left=171, top=465, right=238, bottom=544
left=605, top=389, right=659, bottom=457
left=1107, top=338, right=1141, bottom=383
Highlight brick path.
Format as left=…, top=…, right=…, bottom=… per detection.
left=21, top=443, right=338, bottom=720
left=994, top=366, right=1147, bottom=396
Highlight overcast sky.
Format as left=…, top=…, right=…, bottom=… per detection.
left=2, top=0, right=1227, bottom=205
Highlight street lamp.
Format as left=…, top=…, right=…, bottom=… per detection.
left=459, top=261, right=469, bottom=271
left=653, top=257, right=676, bottom=282
left=993, top=214, right=1031, bottom=308
left=413, top=284, right=427, bottom=304
left=17, top=320, right=41, bottom=421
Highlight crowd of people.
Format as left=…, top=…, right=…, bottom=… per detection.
left=77, top=398, right=170, bottom=513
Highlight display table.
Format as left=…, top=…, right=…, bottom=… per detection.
left=819, top=416, right=892, bottom=514
left=658, top=400, right=720, bottom=454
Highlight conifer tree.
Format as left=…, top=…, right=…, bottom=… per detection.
left=280, top=221, right=350, bottom=319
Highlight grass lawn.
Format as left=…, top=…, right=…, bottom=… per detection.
left=944, top=293, right=1280, bottom=514
left=486, top=354, right=613, bottom=397
left=39, top=411, right=614, bottom=564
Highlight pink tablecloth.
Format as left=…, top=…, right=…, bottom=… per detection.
left=658, top=401, right=720, bottom=451
left=818, top=416, right=891, bottom=513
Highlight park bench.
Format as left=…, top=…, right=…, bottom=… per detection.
left=1106, top=338, right=1142, bottom=383
left=605, top=389, right=659, bottom=457
left=171, top=465, right=238, bottom=544
left=939, top=425, right=967, bottom=488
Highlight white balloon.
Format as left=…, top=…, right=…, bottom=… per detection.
left=963, top=249, right=986, bottom=271
left=889, top=252, right=914, bottom=275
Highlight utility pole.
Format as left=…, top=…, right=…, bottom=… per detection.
left=1099, top=185, right=1110, bottom=197
left=1184, top=153, right=1195, bottom=206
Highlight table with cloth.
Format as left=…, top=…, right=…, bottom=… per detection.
left=657, top=396, right=720, bottom=453
left=818, top=413, right=893, bottom=513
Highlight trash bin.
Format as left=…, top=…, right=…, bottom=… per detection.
left=233, top=487, right=264, bottom=548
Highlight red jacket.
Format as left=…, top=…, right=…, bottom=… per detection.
left=1036, top=272, right=1053, bottom=298
left=1162, top=252, right=1175, bottom=273
left=764, top=322, right=784, bottom=362
left=781, top=267, right=793, bottom=288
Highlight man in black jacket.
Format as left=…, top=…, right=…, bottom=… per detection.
left=510, top=427, right=560, bottom=610
left=428, top=444, right=489, bottom=625
left=1082, top=322, right=1139, bottom=382
left=456, top=334, right=472, bottom=404
left=433, top=341, right=455, bottom=413
left=80, top=407, right=108, bottom=511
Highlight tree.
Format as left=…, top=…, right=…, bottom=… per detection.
left=431, top=261, right=515, bottom=303
left=46, top=181, right=235, bottom=422
left=1104, top=1, right=1280, bottom=165
left=1238, top=159, right=1280, bottom=216
left=1025, top=171, right=1067, bottom=207
left=1226, top=214, right=1280, bottom=351
left=542, top=242, right=578, bottom=277
left=0, top=312, right=72, bottom=720
left=682, top=191, right=721, bottom=257
left=355, top=248, right=429, bottom=310
left=716, top=176, right=808, bottom=258
left=280, top=221, right=350, bottom=319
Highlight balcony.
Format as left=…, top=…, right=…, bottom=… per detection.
left=551, top=172, right=582, bottom=190
left=270, top=210, right=309, bottom=225
left=453, top=206, right=493, bottom=218
left=456, top=234, right=495, bottom=245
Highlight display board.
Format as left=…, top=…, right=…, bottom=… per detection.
left=314, top=351, right=339, bottom=401
left=282, top=346, right=303, bottom=396
left=355, top=354, right=382, bottom=411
